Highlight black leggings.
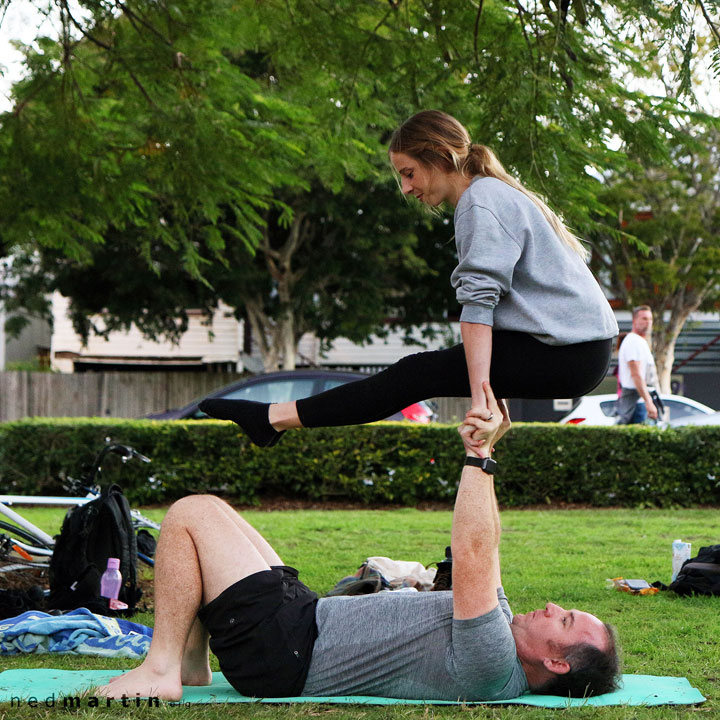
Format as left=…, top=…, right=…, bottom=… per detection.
left=296, top=331, right=613, bottom=427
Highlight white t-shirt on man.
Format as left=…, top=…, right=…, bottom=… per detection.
left=618, top=332, right=657, bottom=390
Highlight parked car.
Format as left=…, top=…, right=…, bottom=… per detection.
left=668, top=410, right=720, bottom=428
left=559, top=393, right=716, bottom=426
left=146, top=369, right=435, bottom=423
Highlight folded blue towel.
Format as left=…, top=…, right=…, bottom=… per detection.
left=0, top=608, right=152, bottom=658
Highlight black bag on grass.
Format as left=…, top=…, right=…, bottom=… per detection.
left=49, top=484, right=141, bottom=615
left=660, top=544, right=720, bottom=597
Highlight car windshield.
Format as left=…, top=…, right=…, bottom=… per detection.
left=323, top=378, right=354, bottom=391
left=664, top=400, right=707, bottom=420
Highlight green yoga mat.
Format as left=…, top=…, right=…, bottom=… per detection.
left=0, top=669, right=705, bottom=708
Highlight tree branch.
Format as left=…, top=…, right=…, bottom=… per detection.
left=61, top=0, right=112, bottom=51
left=473, top=0, right=485, bottom=65
left=341, top=5, right=395, bottom=119
left=116, top=1, right=175, bottom=47
left=696, top=0, right=720, bottom=46
left=59, top=0, right=159, bottom=108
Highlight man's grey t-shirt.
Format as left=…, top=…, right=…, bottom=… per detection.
left=301, top=589, right=528, bottom=701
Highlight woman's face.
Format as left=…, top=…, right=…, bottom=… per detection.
left=390, top=152, right=454, bottom=206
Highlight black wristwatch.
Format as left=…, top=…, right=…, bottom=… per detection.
left=464, top=456, right=497, bottom=474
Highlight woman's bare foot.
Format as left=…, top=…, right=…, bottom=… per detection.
left=95, top=663, right=183, bottom=701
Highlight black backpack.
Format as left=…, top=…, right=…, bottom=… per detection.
left=659, top=545, right=720, bottom=597
left=49, top=484, right=141, bottom=615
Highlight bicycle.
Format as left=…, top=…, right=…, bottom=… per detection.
left=0, top=441, right=161, bottom=576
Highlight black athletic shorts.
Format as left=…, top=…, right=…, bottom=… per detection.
left=197, top=566, right=318, bottom=698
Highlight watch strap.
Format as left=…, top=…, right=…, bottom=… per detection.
left=464, top=456, right=497, bottom=474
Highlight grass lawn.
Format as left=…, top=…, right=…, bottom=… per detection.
left=2, top=504, right=719, bottom=719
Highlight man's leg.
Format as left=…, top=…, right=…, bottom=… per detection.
left=97, top=495, right=283, bottom=701
left=630, top=402, right=647, bottom=425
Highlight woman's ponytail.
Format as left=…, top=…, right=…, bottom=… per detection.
left=390, top=111, right=589, bottom=260
left=463, top=144, right=588, bottom=260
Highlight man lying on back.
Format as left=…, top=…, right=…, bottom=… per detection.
left=98, top=381, right=620, bottom=702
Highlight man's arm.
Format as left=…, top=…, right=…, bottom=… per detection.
left=452, top=382, right=509, bottom=620
left=628, top=359, right=658, bottom=419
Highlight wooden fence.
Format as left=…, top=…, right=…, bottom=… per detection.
left=0, top=371, right=469, bottom=423
left=0, top=371, right=244, bottom=422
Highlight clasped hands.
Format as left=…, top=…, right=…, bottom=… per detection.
left=459, top=381, right=511, bottom=458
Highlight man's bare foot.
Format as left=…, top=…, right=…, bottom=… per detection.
left=180, top=666, right=213, bottom=687
left=95, top=664, right=183, bottom=701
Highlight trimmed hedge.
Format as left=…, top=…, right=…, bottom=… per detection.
left=1, top=418, right=719, bottom=507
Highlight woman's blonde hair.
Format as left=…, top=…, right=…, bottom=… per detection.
left=388, top=110, right=588, bottom=259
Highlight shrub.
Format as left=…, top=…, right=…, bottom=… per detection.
left=0, top=419, right=719, bottom=507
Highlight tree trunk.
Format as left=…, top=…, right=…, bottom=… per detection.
left=245, top=299, right=280, bottom=372
left=651, top=294, right=702, bottom=394
left=279, top=306, right=296, bottom=370
left=245, top=211, right=310, bottom=372
left=653, top=328, right=681, bottom=394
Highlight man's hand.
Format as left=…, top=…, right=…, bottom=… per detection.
left=458, top=382, right=510, bottom=458
left=459, top=403, right=490, bottom=454
left=646, top=399, right=658, bottom=420
left=628, top=359, right=658, bottom=420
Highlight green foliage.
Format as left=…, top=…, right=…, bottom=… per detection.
left=592, top=127, right=720, bottom=306
left=1, top=419, right=719, bottom=508
left=588, top=123, right=720, bottom=389
left=1, top=0, right=719, bottom=365
left=3, top=358, right=53, bottom=372
left=0, top=2, right=308, bottom=259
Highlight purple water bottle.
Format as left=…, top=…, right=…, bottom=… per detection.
left=100, top=557, right=122, bottom=600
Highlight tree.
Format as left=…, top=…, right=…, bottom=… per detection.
left=1, top=0, right=719, bottom=369
left=4, top=176, right=454, bottom=371
left=0, top=2, right=314, bottom=269
left=212, top=181, right=455, bottom=371
left=589, top=125, right=720, bottom=392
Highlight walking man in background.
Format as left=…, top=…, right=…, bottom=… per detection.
left=616, top=305, right=659, bottom=425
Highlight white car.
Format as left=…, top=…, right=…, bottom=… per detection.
left=559, top=393, right=716, bottom=426
left=668, top=410, right=720, bottom=428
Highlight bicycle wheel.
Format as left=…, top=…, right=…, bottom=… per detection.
left=0, top=520, right=53, bottom=550
left=0, top=558, right=51, bottom=573
left=0, top=536, right=51, bottom=572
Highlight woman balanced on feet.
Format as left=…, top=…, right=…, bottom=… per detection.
left=201, top=110, right=618, bottom=449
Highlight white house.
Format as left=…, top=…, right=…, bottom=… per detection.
left=49, top=291, right=459, bottom=373
left=50, top=293, right=244, bottom=373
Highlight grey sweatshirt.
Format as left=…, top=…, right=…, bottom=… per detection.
left=451, top=177, right=618, bottom=345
